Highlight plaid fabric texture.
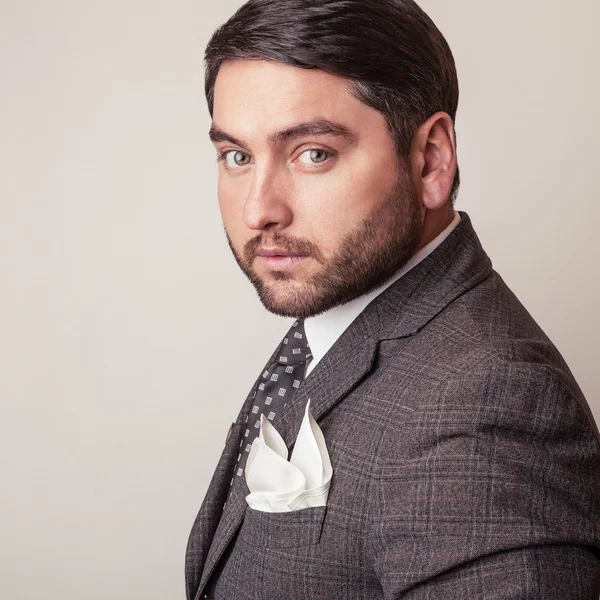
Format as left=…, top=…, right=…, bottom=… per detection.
left=185, top=211, right=600, bottom=600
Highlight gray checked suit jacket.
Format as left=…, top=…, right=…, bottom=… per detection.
left=185, top=211, right=600, bottom=599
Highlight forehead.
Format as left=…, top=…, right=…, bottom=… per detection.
left=212, top=59, right=384, bottom=144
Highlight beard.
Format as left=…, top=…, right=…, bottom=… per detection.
left=223, top=164, right=423, bottom=319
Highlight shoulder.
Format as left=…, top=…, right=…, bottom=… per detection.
left=370, top=268, right=599, bottom=443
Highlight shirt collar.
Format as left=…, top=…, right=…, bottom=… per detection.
left=303, top=211, right=461, bottom=376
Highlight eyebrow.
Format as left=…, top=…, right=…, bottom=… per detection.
left=208, top=118, right=359, bottom=148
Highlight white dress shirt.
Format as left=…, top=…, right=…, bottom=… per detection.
left=303, top=211, right=461, bottom=378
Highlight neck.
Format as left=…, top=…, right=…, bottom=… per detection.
left=415, top=204, right=455, bottom=252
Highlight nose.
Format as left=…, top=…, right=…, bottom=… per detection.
left=242, top=163, right=293, bottom=232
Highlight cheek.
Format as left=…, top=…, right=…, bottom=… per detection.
left=301, top=170, right=388, bottom=242
left=218, top=184, right=242, bottom=230
left=300, top=199, right=360, bottom=258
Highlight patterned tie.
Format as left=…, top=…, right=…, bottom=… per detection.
left=226, top=319, right=312, bottom=499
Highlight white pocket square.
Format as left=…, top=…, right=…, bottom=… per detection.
left=244, top=399, right=333, bottom=513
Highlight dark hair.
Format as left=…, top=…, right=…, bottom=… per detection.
left=204, top=0, right=460, bottom=204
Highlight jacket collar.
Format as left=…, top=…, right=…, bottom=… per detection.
left=376, top=210, right=492, bottom=340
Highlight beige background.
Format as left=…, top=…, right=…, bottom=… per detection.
left=1, top=1, right=598, bottom=598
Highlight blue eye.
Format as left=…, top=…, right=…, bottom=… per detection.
left=217, top=150, right=251, bottom=169
left=297, top=149, right=331, bottom=165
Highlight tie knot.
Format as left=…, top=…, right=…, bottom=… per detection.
left=276, top=319, right=312, bottom=366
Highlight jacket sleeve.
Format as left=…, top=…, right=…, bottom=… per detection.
left=370, top=359, right=600, bottom=599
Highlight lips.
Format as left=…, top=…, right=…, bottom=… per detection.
left=255, top=250, right=309, bottom=272
left=256, top=248, right=308, bottom=258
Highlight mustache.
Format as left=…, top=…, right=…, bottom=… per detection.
left=223, top=226, right=325, bottom=265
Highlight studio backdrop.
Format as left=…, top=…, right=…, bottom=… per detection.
left=1, top=1, right=598, bottom=598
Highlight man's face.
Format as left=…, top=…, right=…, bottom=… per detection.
left=211, top=59, right=423, bottom=318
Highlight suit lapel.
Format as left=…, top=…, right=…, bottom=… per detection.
left=274, top=303, right=381, bottom=449
left=188, top=344, right=281, bottom=600
left=185, top=422, right=241, bottom=600
left=195, top=466, right=251, bottom=599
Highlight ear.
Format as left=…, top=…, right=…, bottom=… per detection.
left=409, top=112, right=457, bottom=210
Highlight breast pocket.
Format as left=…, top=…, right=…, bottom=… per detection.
left=240, top=504, right=327, bottom=549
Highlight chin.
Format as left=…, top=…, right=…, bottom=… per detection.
left=254, top=280, right=317, bottom=319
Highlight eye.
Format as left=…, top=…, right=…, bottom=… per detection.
left=297, top=149, right=331, bottom=165
left=218, top=150, right=251, bottom=169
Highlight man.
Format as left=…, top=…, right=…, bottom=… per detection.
left=185, top=0, right=600, bottom=598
